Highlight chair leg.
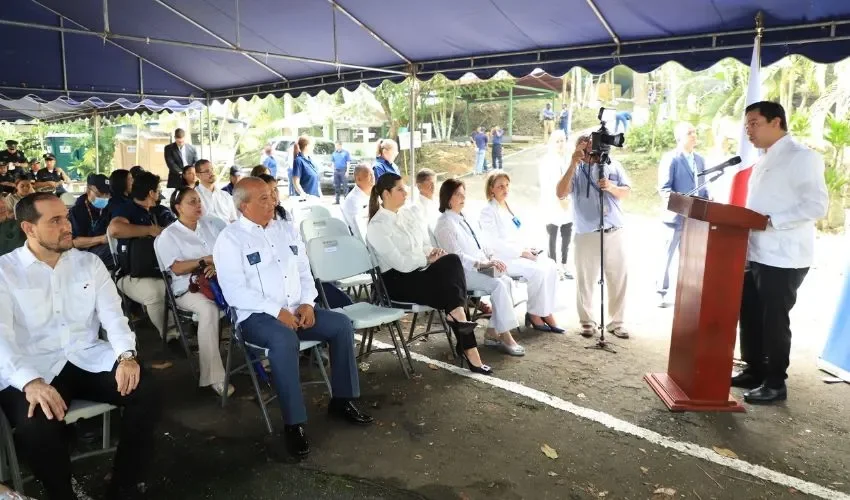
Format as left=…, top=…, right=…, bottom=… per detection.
left=0, top=410, right=23, bottom=493
left=102, top=411, right=111, bottom=450
left=407, top=312, right=419, bottom=343
left=313, top=346, right=332, bottom=397
left=242, top=346, right=274, bottom=435
left=437, top=312, right=457, bottom=359
left=365, top=328, right=375, bottom=357
left=221, top=336, right=234, bottom=408
left=385, top=322, right=411, bottom=379
left=175, top=315, right=197, bottom=375
left=394, top=321, right=415, bottom=373
left=424, top=311, right=434, bottom=339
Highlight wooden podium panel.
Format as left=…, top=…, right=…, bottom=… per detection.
left=645, top=194, right=767, bottom=412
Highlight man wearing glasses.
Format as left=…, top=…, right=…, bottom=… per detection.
left=194, top=159, right=237, bottom=223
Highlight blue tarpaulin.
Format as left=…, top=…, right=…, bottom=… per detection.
left=1, top=0, right=850, bottom=105
left=819, top=261, right=850, bottom=383
left=0, top=94, right=205, bottom=122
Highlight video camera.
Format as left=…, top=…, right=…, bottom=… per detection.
left=590, top=107, right=625, bottom=165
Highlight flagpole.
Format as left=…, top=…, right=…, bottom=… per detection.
left=727, top=11, right=764, bottom=207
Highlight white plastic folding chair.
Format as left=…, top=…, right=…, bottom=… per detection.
left=0, top=401, right=116, bottom=492
left=301, top=217, right=373, bottom=299
left=290, top=202, right=331, bottom=225
left=220, top=308, right=332, bottom=434
left=306, top=235, right=412, bottom=377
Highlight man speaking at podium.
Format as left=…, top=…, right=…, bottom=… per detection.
left=732, top=101, right=828, bottom=404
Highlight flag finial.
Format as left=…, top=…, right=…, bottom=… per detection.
left=755, top=11, right=765, bottom=38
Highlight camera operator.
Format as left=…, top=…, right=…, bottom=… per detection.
left=556, top=135, right=631, bottom=339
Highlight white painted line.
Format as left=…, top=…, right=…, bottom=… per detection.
left=366, top=337, right=850, bottom=500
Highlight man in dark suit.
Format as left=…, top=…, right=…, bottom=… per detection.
left=656, top=122, right=707, bottom=308
left=163, top=128, right=198, bottom=188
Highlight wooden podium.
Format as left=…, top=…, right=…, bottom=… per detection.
left=644, top=193, right=768, bottom=412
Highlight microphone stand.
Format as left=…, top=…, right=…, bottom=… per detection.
left=684, top=169, right=726, bottom=198
left=585, top=159, right=617, bottom=354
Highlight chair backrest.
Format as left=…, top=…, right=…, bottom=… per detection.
left=106, top=230, right=119, bottom=268
left=306, top=234, right=374, bottom=283
left=291, top=203, right=331, bottom=223
left=60, top=192, right=77, bottom=207
left=300, top=217, right=350, bottom=243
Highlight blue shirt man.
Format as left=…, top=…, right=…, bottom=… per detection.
left=262, top=153, right=278, bottom=179
left=331, top=143, right=352, bottom=203
left=570, top=160, right=631, bottom=234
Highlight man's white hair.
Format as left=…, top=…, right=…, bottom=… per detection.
left=231, top=177, right=264, bottom=213
left=674, top=122, right=695, bottom=145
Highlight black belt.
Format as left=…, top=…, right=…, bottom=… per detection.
left=594, top=226, right=621, bottom=234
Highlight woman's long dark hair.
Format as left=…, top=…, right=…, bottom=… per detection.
left=109, top=169, right=131, bottom=198
left=368, top=172, right=401, bottom=221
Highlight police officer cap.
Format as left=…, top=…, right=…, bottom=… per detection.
left=29, top=158, right=40, bottom=164
left=5, top=140, right=18, bottom=147
left=229, top=165, right=241, bottom=176
left=43, top=153, right=56, bottom=161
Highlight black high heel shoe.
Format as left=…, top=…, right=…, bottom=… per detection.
left=542, top=318, right=565, bottom=334
left=455, top=342, right=494, bottom=375
left=525, top=313, right=552, bottom=332
left=447, top=313, right=493, bottom=375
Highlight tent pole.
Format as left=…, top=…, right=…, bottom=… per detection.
left=59, top=17, right=68, bottom=97
left=206, top=95, right=213, bottom=160
left=198, top=109, right=204, bottom=161
left=94, top=111, right=100, bottom=174
left=408, top=71, right=416, bottom=192
left=508, top=87, right=514, bottom=137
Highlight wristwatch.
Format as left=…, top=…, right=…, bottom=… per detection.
left=118, top=350, right=137, bottom=363
left=198, top=259, right=207, bottom=270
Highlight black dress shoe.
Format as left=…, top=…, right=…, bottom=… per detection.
left=731, top=371, right=763, bottom=389
left=744, top=384, right=787, bottom=404
left=328, top=399, right=374, bottom=426
left=284, top=424, right=310, bottom=458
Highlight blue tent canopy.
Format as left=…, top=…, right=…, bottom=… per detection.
left=2, top=0, right=850, bottom=105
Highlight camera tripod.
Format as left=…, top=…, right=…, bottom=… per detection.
left=584, top=158, right=618, bottom=354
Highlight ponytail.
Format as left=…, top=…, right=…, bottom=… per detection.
left=368, top=172, right=402, bottom=221
left=368, top=185, right=381, bottom=221
left=375, top=139, right=384, bottom=158
left=292, top=135, right=311, bottom=168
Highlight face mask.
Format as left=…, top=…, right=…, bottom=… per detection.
left=91, top=197, right=109, bottom=209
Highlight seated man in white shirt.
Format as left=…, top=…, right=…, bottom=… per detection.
left=340, top=164, right=374, bottom=240
left=194, top=159, right=238, bottom=223
left=213, top=178, right=372, bottom=459
left=0, top=193, right=160, bottom=500
left=414, top=168, right=439, bottom=237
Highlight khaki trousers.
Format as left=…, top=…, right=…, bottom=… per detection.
left=175, top=292, right=225, bottom=387
left=573, top=229, right=628, bottom=328
left=117, top=276, right=167, bottom=337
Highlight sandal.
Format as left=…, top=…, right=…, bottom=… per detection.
left=580, top=322, right=596, bottom=338
left=607, top=325, right=630, bottom=339
left=477, top=301, right=493, bottom=316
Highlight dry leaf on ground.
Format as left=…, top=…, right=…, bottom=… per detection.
left=652, top=487, right=677, bottom=497
left=712, top=446, right=739, bottom=459
left=540, top=443, right=559, bottom=459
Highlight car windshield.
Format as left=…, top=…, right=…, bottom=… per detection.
left=313, top=142, right=334, bottom=155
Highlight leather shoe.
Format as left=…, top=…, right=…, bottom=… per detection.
left=328, top=399, right=374, bottom=426
left=731, top=371, right=763, bottom=389
left=743, top=384, right=787, bottom=404
left=284, top=424, right=310, bottom=458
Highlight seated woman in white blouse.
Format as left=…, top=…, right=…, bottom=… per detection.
left=479, top=172, right=564, bottom=333
left=434, top=178, right=524, bottom=356
left=366, top=173, right=493, bottom=375
left=154, top=186, right=233, bottom=397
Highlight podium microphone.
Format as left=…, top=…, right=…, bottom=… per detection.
left=698, top=156, right=741, bottom=177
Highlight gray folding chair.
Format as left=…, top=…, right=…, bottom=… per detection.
left=221, top=308, right=331, bottom=434
left=0, top=401, right=116, bottom=492
left=306, top=235, right=412, bottom=377
left=152, top=235, right=200, bottom=372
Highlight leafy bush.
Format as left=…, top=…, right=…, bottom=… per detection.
left=625, top=121, right=676, bottom=153
left=789, top=113, right=811, bottom=138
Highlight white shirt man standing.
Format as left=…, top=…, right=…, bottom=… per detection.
left=0, top=193, right=160, bottom=499
left=194, top=159, right=237, bottom=223
left=213, top=178, right=372, bottom=459
left=414, top=168, right=439, bottom=239
left=732, top=101, right=828, bottom=404
left=341, top=164, right=374, bottom=241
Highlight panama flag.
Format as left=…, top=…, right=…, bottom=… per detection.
left=728, top=36, right=762, bottom=206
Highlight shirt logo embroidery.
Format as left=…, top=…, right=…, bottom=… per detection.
left=246, top=252, right=261, bottom=265
left=289, top=245, right=298, bottom=256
